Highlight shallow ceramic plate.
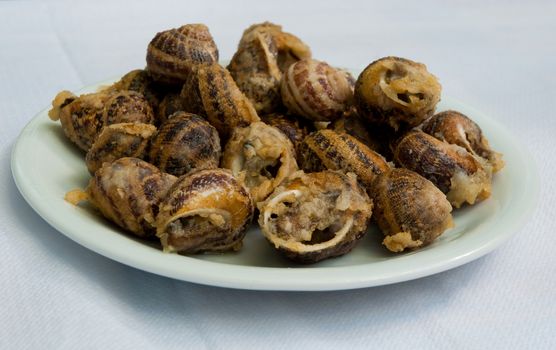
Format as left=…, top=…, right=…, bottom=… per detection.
left=11, top=77, right=538, bottom=291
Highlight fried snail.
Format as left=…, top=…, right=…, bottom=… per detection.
left=421, top=110, right=504, bottom=172
left=49, top=90, right=155, bottom=151
left=258, top=170, right=372, bottom=264
left=221, top=121, right=298, bottom=203
left=281, top=59, right=355, bottom=122
left=146, top=24, right=219, bottom=85
left=299, top=129, right=390, bottom=188
left=330, top=109, right=381, bottom=151
left=180, top=63, right=260, bottom=140
left=85, top=122, right=156, bottom=174
left=355, top=56, right=441, bottom=130
left=371, top=168, right=453, bottom=253
left=260, top=113, right=312, bottom=158
left=156, top=169, right=254, bottom=254
left=149, top=112, right=221, bottom=176
left=110, top=69, right=165, bottom=115
left=394, top=130, right=492, bottom=208
left=156, top=92, right=185, bottom=125
left=228, top=22, right=311, bottom=113
left=85, top=157, right=177, bottom=238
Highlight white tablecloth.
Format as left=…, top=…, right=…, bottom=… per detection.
left=1, top=1, right=555, bottom=348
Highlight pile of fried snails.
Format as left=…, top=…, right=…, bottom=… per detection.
left=50, top=22, right=504, bottom=264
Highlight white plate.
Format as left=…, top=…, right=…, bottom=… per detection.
left=11, top=78, right=538, bottom=291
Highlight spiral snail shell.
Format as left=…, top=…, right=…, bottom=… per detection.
left=86, top=157, right=177, bottom=238
left=111, top=69, right=164, bottom=115
left=355, top=56, right=441, bottom=130
left=299, top=129, right=390, bottom=188
left=221, top=121, right=298, bottom=203
left=149, top=112, right=221, bottom=176
left=103, top=91, right=155, bottom=125
left=371, top=168, right=453, bottom=252
left=421, top=110, right=504, bottom=172
left=281, top=59, right=355, bottom=122
left=85, top=122, right=156, bottom=174
left=146, top=24, right=219, bottom=85
left=258, top=170, right=372, bottom=264
left=180, top=63, right=260, bottom=140
left=394, top=130, right=492, bottom=208
left=156, top=169, right=254, bottom=254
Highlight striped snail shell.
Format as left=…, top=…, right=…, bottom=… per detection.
left=371, top=168, right=453, bottom=252
left=149, top=112, right=221, bottom=177
left=86, top=157, right=177, bottom=238
left=228, top=28, right=282, bottom=114
left=180, top=63, right=260, bottom=140
left=146, top=24, right=219, bottom=85
left=156, top=92, right=185, bottom=125
left=111, top=69, right=164, bottom=115
left=221, top=121, right=298, bottom=203
left=299, top=129, right=390, bottom=188
left=281, top=59, right=354, bottom=122
left=421, top=110, right=504, bottom=172
left=103, top=91, right=155, bottom=125
left=156, top=168, right=254, bottom=254
left=49, top=90, right=112, bottom=151
left=257, top=170, right=372, bottom=264
left=394, top=130, right=492, bottom=208
left=85, top=122, right=157, bottom=174
left=260, top=113, right=313, bottom=158
left=355, top=56, right=441, bottom=130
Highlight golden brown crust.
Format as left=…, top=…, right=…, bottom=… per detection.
left=257, top=170, right=372, bottom=263
left=156, top=168, right=254, bottom=253
left=86, top=158, right=177, bottom=238
left=180, top=63, right=260, bottom=140
left=421, top=110, right=504, bottom=172
left=355, top=56, right=441, bottom=130
left=371, top=168, right=453, bottom=252
left=299, top=129, right=390, bottom=188
left=221, top=121, right=298, bottom=203
left=394, top=131, right=492, bottom=208
left=146, top=24, right=219, bottom=85
left=85, top=122, right=156, bottom=174
left=149, top=112, right=221, bottom=176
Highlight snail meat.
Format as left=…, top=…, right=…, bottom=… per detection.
left=221, top=121, right=298, bottom=203
left=371, top=168, right=453, bottom=252
left=394, top=130, right=492, bottom=208
left=149, top=112, right=221, bottom=176
left=146, top=24, right=219, bottom=85
left=156, top=169, right=254, bottom=254
left=258, top=171, right=372, bottom=264
left=299, top=129, right=390, bottom=188
left=281, top=59, right=355, bottom=122
left=355, top=56, right=441, bottom=129
left=86, top=157, right=177, bottom=238
left=85, top=122, right=156, bottom=174
left=421, top=110, right=504, bottom=172
left=180, top=63, right=260, bottom=140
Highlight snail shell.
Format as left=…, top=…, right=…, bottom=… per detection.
left=228, top=29, right=282, bottom=114
left=355, top=56, right=441, bottom=130
left=85, top=122, right=157, bottom=174
left=149, top=112, right=221, bottom=176
left=258, top=170, right=372, bottom=264
left=281, top=59, right=354, bottom=122
left=371, top=168, right=453, bottom=252
left=111, top=69, right=164, bottom=114
left=86, top=157, right=177, bottom=238
left=394, top=131, right=492, bottom=208
left=49, top=90, right=112, bottom=151
left=156, top=92, right=185, bottom=125
left=240, top=22, right=311, bottom=72
left=421, top=110, right=504, bottom=172
left=146, top=24, right=219, bottom=85
left=103, top=91, right=155, bottom=125
left=221, top=121, right=298, bottom=203
left=180, top=63, right=260, bottom=140
left=299, top=129, right=390, bottom=188
left=156, top=168, right=254, bottom=254
left=331, top=110, right=381, bottom=151
left=260, top=113, right=313, bottom=158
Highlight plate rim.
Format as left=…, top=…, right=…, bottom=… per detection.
left=10, top=78, right=539, bottom=291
